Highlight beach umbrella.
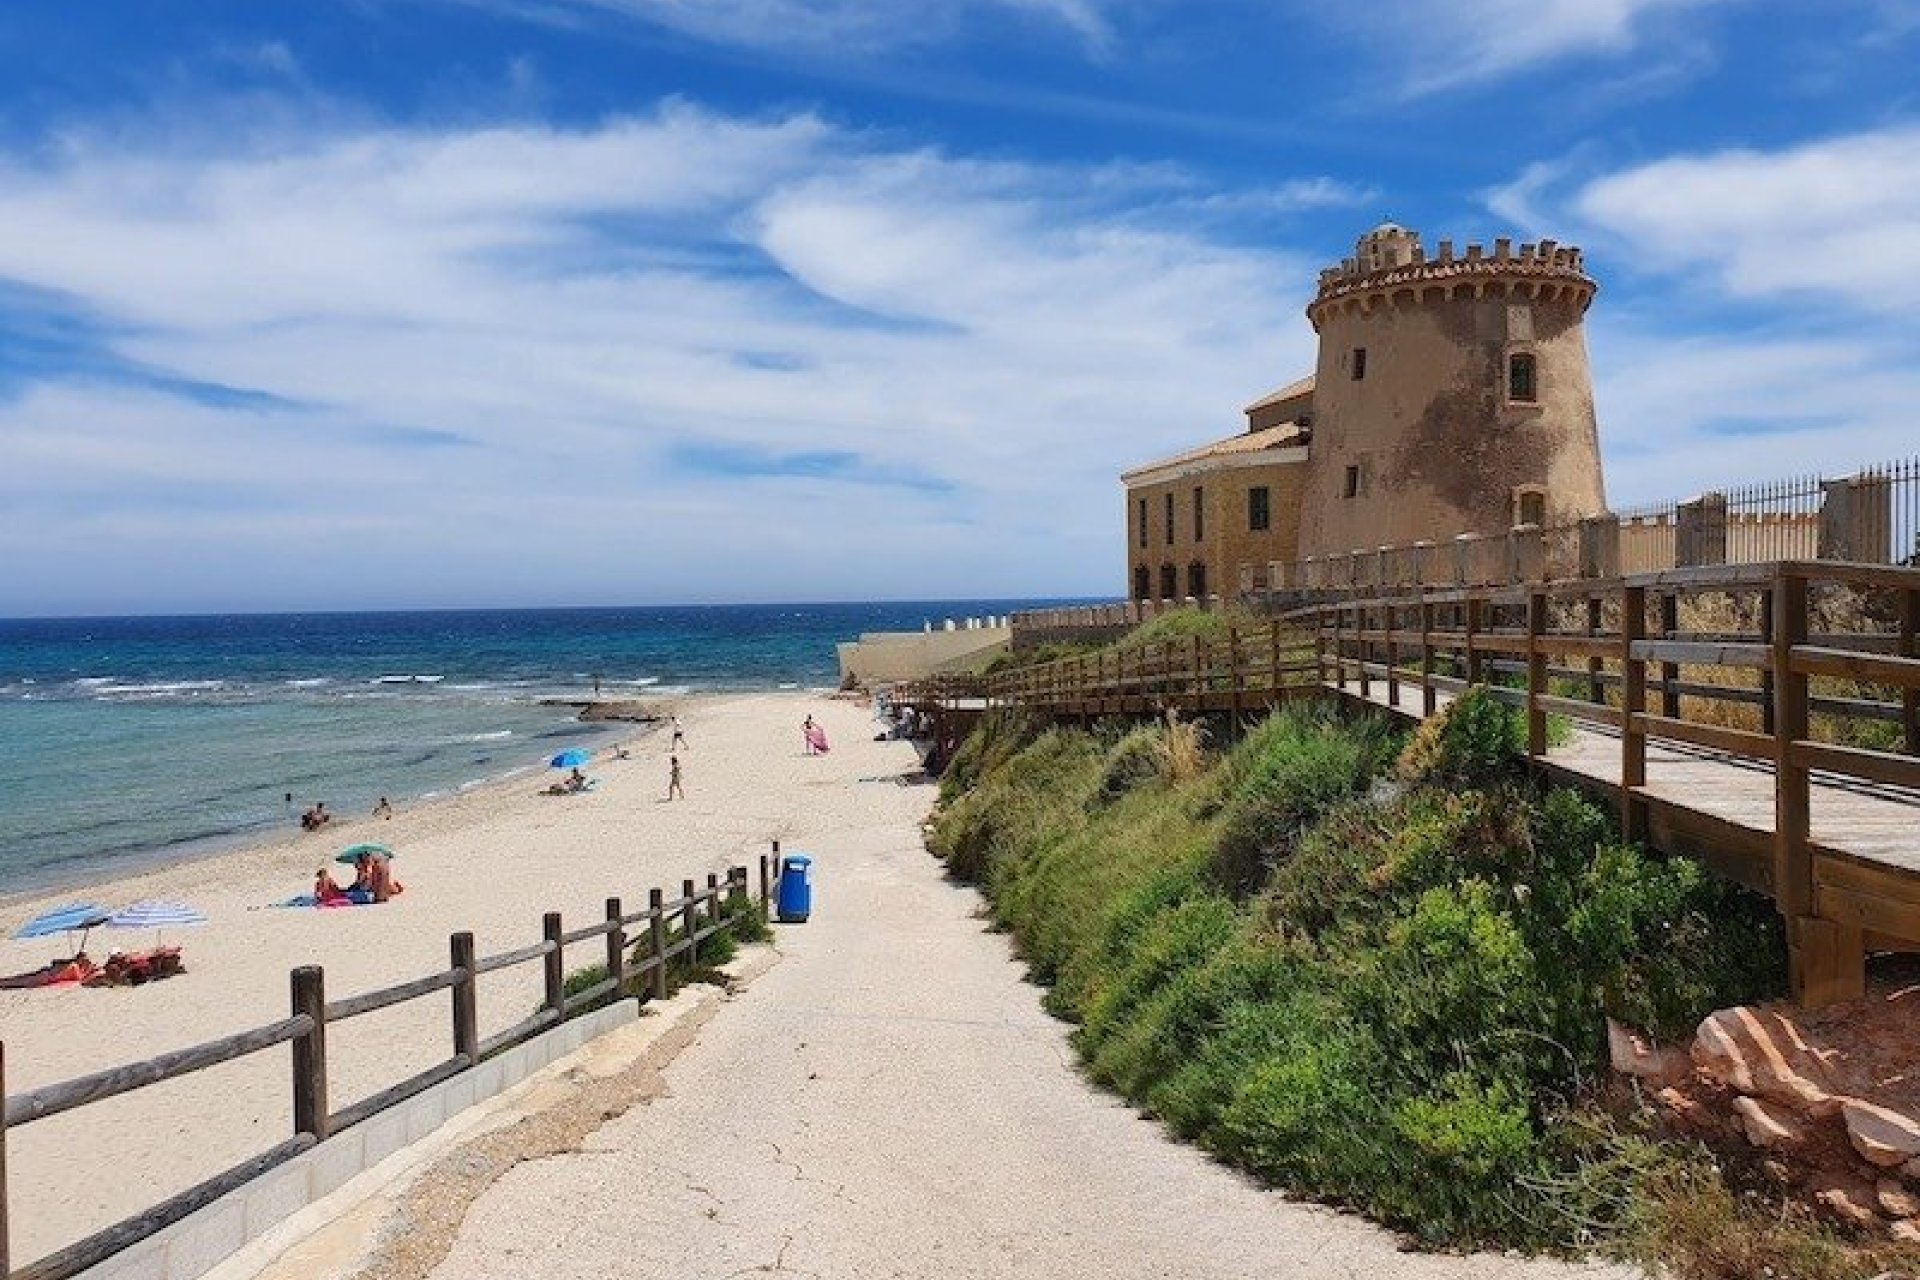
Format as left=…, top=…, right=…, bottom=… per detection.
left=549, top=748, right=591, bottom=769
left=13, top=903, right=110, bottom=941
left=334, top=843, right=394, bottom=864
left=106, top=901, right=207, bottom=930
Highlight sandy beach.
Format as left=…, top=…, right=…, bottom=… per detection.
left=0, top=691, right=900, bottom=1267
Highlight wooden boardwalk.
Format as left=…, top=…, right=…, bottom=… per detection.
left=902, top=559, right=1920, bottom=1007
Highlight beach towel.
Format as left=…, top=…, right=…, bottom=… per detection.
left=806, top=724, right=831, bottom=754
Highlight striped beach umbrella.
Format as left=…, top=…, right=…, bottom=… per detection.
left=106, top=901, right=207, bottom=930
left=13, top=903, right=110, bottom=940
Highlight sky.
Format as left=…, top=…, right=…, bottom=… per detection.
left=0, top=2, right=1916, bottom=615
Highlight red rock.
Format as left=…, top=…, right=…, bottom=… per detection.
left=1733, top=1095, right=1809, bottom=1149
left=1811, top=1173, right=1884, bottom=1229
left=1887, top=1218, right=1920, bottom=1246
left=1844, top=1099, right=1920, bottom=1168
left=1877, top=1179, right=1920, bottom=1219
left=1608, top=1018, right=1693, bottom=1084
left=1692, top=1007, right=1838, bottom=1116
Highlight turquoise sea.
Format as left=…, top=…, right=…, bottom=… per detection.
left=0, top=601, right=1063, bottom=894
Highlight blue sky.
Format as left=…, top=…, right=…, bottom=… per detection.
left=1, top=1, right=1916, bottom=614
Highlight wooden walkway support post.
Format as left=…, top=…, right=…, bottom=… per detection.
left=290, top=966, right=329, bottom=1142
left=1384, top=604, right=1399, bottom=709
left=1621, top=584, right=1648, bottom=842
left=1356, top=605, right=1372, bottom=700
left=1659, top=591, right=1682, bottom=719
left=542, top=912, right=565, bottom=1020
left=1585, top=594, right=1605, bottom=707
left=706, top=874, right=721, bottom=939
left=604, top=898, right=625, bottom=996
left=647, top=888, right=669, bottom=1000
left=450, top=933, right=478, bottom=1064
left=1903, top=587, right=1919, bottom=755
left=1465, top=597, right=1485, bottom=685
left=758, top=852, right=771, bottom=915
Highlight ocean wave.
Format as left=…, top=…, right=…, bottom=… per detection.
left=284, top=678, right=332, bottom=688
left=468, top=729, right=514, bottom=742
left=72, top=677, right=117, bottom=687
left=626, top=676, right=660, bottom=687
left=94, top=680, right=228, bottom=697
left=372, top=674, right=445, bottom=684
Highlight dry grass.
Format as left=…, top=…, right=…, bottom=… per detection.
left=1158, top=708, right=1209, bottom=782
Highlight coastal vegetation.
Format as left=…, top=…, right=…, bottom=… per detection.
left=928, top=690, right=1920, bottom=1276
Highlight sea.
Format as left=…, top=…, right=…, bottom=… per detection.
left=0, top=601, right=1068, bottom=896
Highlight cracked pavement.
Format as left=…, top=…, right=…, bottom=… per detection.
left=417, top=732, right=1636, bottom=1280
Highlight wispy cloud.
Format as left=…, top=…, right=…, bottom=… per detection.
left=0, top=98, right=1318, bottom=612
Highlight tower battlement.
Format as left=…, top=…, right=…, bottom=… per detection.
left=1308, top=225, right=1595, bottom=331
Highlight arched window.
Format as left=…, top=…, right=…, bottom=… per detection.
left=1513, top=486, right=1547, bottom=528
left=1133, top=565, right=1150, bottom=601
left=1508, top=352, right=1538, bottom=403
left=1159, top=564, right=1178, bottom=600
left=1187, top=562, right=1208, bottom=599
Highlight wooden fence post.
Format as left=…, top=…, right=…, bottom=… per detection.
left=759, top=853, right=771, bottom=917
left=1465, top=597, right=1485, bottom=685
left=1268, top=620, right=1281, bottom=706
left=1356, top=605, right=1372, bottom=700
left=1229, top=627, right=1243, bottom=722
left=1903, top=588, right=1919, bottom=755
left=1420, top=597, right=1436, bottom=716
left=1659, top=591, right=1681, bottom=719
left=1527, top=590, right=1548, bottom=757
left=1621, top=585, right=1648, bottom=842
left=450, top=933, right=478, bottom=1064
left=683, top=879, right=699, bottom=969
left=1586, top=594, right=1605, bottom=707
left=290, top=965, right=329, bottom=1141
left=1760, top=588, right=1777, bottom=736
left=648, top=888, right=669, bottom=1000
left=542, top=912, right=565, bottom=1021
left=1384, top=604, right=1399, bottom=709
left=1333, top=606, right=1345, bottom=690
left=604, top=898, right=625, bottom=997
left=706, top=873, right=720, bottom=939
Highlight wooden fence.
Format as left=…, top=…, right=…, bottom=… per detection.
left=0, top=852, right=788, bottom=1280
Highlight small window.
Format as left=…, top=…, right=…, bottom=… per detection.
left=1344, top=464, right=1361, bottom=499
left=1133, top=565, right=1150, bottom=601
left=1192, top=487, right=1204, bottom=542
left=1515, top=488, right=1547, bottom=527
left=1508, top=352, right=1537, bottom=403
left=1248, top=486, right=1271, bottom=532
left=1164, top=492, right=1174, bottom=545
left=1351, top=347, right=1367, bottom=381
left=1136, top=497, right=1147, bottom=548
left=1187, top=562, right=1208, bottom=598
left=1159, top=564, right=1178, bottom=600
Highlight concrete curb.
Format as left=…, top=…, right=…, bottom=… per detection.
left=69, top=944, right=780, bottom=1280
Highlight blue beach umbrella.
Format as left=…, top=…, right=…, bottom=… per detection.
left=549, top=748, right=591, bottom=769
left=334, top=843, right=394, bottom=864
left=106, top=901, right=206, bottom=930
left=13, top=903, right=110, bottom=940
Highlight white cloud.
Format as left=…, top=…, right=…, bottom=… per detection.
left=0, top=101, right=1322, bottom=613
left=447, top=0, right=1119, bottom=55
left=1303, top=0, right=1734, bottom=95
left=1571, top=125, right=1920, bottom=312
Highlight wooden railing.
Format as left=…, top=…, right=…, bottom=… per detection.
left=0, top=853, right=786, bottom=1280
left=909, top=561, right=1920, bottom=1007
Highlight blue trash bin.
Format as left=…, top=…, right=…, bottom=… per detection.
left=776, top=853, right=813, bottom=922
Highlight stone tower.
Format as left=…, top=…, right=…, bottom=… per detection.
left=1293, top=223, right=1606, bottom=560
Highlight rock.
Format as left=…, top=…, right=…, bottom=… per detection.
left=1844, top=1099, right=1920, bottom=1168
left=1761, top=1157, right=1800, bottom=1188
left=1654, top=1086, right=1715, bottom=1132
left=1878, top=1179, right=1920, bottom=1219
left=1692, top=1006, right=1838, bottom=1116
left=1907, top=1156, right=1920, bottom=1181
left=1607, top=1017, right=1692, bottom=1084
left=1733, top=1095, right=1809, bottom=1149
left=1889, top=1219, right=1920, bottom=1246
left=1811, top=1173, right=1884, bottom=1230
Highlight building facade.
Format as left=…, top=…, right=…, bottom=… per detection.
left=1122, top=224, right=1607, bottom=599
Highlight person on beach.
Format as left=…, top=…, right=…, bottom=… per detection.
left=372, top=796, right=393, bottom=820
left=568, top=767, right=588, bottom=793
left=314, top=868, right=350, bottom=906
left=666, top=754, right=684, bottom=800
left=670, top=716, right=687, bottom=750
left=802, top=714, right=817, bottom=755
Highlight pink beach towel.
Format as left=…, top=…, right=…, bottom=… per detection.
left=806, top=724, right=830, bottom=753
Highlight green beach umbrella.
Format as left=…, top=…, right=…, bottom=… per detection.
left=335, top=843, right=394, bottom=864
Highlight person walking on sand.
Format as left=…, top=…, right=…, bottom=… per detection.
left=670, top=715, right=687, bottom=751
left=666, top=754, right=684, bottom=800
left=372, top=796, right=393, bottom=820
left=802, top=714, right=816, bottom=755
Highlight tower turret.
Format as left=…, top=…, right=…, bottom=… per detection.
left=1294, top=225, right=1606, bottom=559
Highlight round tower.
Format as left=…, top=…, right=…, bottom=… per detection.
left=1293, top=224, right=1606, bottom=561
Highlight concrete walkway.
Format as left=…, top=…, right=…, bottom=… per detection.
left=408, top=748, right=1631, bottom=1280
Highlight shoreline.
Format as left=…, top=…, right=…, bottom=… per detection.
left=0, top=702, right=671, bottom=907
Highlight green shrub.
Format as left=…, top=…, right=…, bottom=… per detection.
left=1397, top=686, right=1524, bottom=785
left=1094, top=725, right=1164, bottom=805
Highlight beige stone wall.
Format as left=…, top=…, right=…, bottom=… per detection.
left=1125, top=460, right=1306, bottom=599
left=1295, top=286, right=1606, bottom=560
